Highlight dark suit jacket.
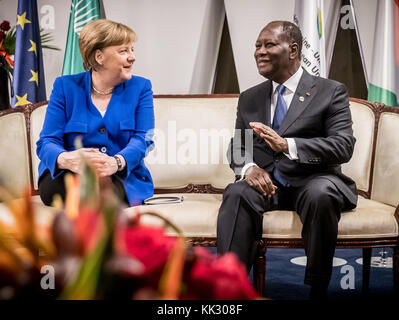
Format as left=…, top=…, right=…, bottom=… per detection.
left=228, top=68, right=357, bottom=209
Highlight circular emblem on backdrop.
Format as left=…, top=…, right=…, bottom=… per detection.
left=290, top=256, right=347, bottom=267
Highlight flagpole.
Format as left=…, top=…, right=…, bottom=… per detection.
left=293, top=0, right=327, bottom=78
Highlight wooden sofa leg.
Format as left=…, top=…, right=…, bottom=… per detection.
left=393, top=246, right=399, bottom=292
left=253, top=244, right=266, bottom=297
left=362, top=248, right=371, bottom=295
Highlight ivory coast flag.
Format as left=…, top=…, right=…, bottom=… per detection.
left=368, top=0, right=399, bottom=106
left=62, top=0, right=102, bottom=75
left=293, top=0, right=326, bottom=77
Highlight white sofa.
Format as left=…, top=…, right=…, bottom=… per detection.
left=0, top=96, right=398, bottom=296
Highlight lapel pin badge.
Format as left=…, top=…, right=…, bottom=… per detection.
left=299, top=96, right=305, bottom=102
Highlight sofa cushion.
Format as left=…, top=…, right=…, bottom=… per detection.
left=130, top=193, right=222, bottom=238
left=341, top=101, right=375, bottom=192
left=133, top=196, right=398, bottom=239
left=263, top=198, right=397, bottom=239
left=3, top=194, right=395, bottom=243
left=371, top=112, right=399, bottom=207
left=0, top=195, right=56, bottom=228
left=145, top=97, right=237, bottom=189
left=0, top=112, right=31, bottom=197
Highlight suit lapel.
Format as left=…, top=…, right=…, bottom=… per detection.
left=258, top=80, right=272, bottom=126
left=278, top=70, right=317, bottom=135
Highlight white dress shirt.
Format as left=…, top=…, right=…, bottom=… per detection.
left=241, top=67, right=303, bottom=179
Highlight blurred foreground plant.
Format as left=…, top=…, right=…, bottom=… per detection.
left=0, top=150, right=259, bottom=300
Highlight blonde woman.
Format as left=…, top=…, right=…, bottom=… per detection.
left=37, top=19, right=154, bottom=206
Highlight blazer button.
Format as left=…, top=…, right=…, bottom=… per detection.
left=100, top=128, right=106, bottom=134
left=100, top=147, right=107, bottom=153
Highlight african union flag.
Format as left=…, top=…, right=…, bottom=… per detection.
left=62, top=0, right=103, bottom=75
left=293, top=0, right=327, bottom=78
left=11, top=0, right=46, bottom=108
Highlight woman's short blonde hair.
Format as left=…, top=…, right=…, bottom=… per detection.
left=78, top=19, right=137, bottom=70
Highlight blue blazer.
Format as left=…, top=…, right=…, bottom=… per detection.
left=36, top=71, right=155, bottom=205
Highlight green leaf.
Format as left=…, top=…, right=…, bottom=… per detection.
left=3, top=26, right=16, bottom=55
left=39, top=28, right=60, bottom=51
left=42, top=45, right=60, bottom=51
left=59, top=186, right=119, bottom=300
left=80, top=160, right=99, bottom=208
left=58, top=137, right=122, bottom=300
left=59, top=234, right=108, bottom=300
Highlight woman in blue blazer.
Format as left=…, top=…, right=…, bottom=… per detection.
left=37, top=19, right=154, bottom=206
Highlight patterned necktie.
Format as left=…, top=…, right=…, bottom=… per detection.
left=272, top=84, right=289, bottom=187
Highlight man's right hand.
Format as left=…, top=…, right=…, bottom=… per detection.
left=245, top=166, right=277, bottom=198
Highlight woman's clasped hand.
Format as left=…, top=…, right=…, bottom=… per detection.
left=57, top=149, right=125, bottom=177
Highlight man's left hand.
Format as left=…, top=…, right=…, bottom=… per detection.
left=250, top=122, right=288, bottom=153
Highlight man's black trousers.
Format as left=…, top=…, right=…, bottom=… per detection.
left=217, top=177, right=345, bottom=287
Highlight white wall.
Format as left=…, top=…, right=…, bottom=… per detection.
left=224, top=0, right=295, bottom=91
left=0, top=0, right=224, bottom=96
left=0, top=0, right=377, bottom=97
left=103, top=0, right=224, bottom=94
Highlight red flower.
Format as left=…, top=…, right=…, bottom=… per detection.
left=120, top=223, right=177, bottom=285
left=184, top=250, right=258, bottom=300
left=0, top=31, right=5, bottom=42
left=191, top=246, right=215, bottom=263
left=0, top=20, right=10, bottom=31
left=116, top=217, right=259, bottom=300
left=74, top=207, right=105, bottom=256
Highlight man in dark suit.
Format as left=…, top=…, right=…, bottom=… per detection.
left=216, top=20, right=357, bottom=300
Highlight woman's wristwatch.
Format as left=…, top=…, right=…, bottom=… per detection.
left=113, top=155, right=123, bottom=171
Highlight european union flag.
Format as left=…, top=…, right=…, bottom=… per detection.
left=11, top=0, right=46, bottom=108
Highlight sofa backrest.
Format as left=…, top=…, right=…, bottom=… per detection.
left=146, top=97, right=377, bottom=193
left=341, top=99, right=376, bottom=194
left=0, top=109, right=30, bottom=197
left=27, top=96, right=239, bottom=192
left=370, top=108, right=399, bottom=207
left=1, top=96, right=396, bottom=203
left=146, top=96, right=237, bottom=190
